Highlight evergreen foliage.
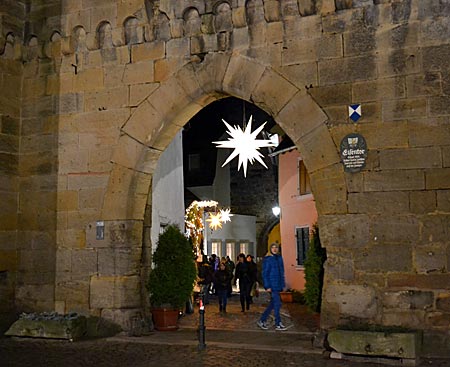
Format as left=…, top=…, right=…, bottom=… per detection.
left=304, top=224, right=327, bottom=313
left=147, top=225, right=197, bottom=309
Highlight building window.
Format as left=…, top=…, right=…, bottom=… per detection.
left=226, top=242, right=235, bottom=260
left=188, top=153, right=201, bottom=171
left=298, top=159, right=311, bottom=195
left=239, top=242, right=249, bottom=255
left=296, top=227, right=309, bottom=266
left=211, top=240, right=221, bottom=257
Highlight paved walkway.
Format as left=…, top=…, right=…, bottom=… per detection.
left=112, top=291, right=320, bottom=354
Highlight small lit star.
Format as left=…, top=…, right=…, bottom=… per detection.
left=207, top=212, right=222, bottom=230
left=213, top=115, right=275, bottom=177
left=219, top=208, right=233, bottom=223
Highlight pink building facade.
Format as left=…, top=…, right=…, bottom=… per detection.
left=278, top=149, right=318, bottom=291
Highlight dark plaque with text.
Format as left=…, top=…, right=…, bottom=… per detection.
left=340, top=133, right=367, bottom=173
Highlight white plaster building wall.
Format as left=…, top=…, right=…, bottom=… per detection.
left=206, top=214, right=256, bottom=258
left=212, top=149, right=230, bottom=206
left=187, top=185, right=213, bottom=201
left=151, top=130, right=185, bottom=252
left=186, top=149, right=230, bottom=205
left=186, top=146, right=255, bottom=258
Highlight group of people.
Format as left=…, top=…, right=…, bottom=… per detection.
left=196, top=242, right=287, bottom=331
left=197, top=254, right=234, bottom=311
left=197, top=253, right=257, bottom=313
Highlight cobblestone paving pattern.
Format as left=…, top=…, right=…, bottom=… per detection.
left=0, top=338, right=416, bottom=367
left=2, top=334, right=448, bottom=367
left=1, top=293, right=448, bottom=367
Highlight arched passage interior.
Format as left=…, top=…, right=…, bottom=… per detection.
left=101, top=53, right=343, bottom=326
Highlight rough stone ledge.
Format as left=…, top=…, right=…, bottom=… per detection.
left=5, top=313, right=87, bottom=341
left=330, top=351, right=419, bottom=366
left=4, top=312, right=123, bottom=341
left=328, top=329, right=421, bottom=360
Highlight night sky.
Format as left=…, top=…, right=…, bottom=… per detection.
left=182, top=97, right=277, bottom=188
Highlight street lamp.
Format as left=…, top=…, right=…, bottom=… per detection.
left=272, top=206, right=280, bottom=216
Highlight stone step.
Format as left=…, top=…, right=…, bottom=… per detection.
left=108, top=328, right=323, bottom=354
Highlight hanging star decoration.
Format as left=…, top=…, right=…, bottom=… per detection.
left=213, top=115, right=276, bottom=177
left=206, top=212, right=223, bottom=230
left=219, top=208, right=233, bottom=223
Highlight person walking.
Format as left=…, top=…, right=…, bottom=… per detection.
left=214, top=261, right=232, bottom=313
left=257, top=243, right=287, bottom=331
left=225, top=256, right=235, bottom=297
left=198, top=261, right=213, bottom=305
left=246, top=254, right=258, bottom=304
left=234, top=253, right=252, bottom=312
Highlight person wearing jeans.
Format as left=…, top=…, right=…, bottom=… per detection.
left=257, top=243, right=287, bottom=331
left=214, top=261, right=232, bottom=313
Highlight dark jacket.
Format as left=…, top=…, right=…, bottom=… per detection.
left=247, top=260, right=258, bottom=284
left=198, top=263, right=213, bottom=285
left=214, top=268, right=232, bottom=291
left=262, top=254, right=285, bottom=292
left=235, top=261, right=252, bottom=285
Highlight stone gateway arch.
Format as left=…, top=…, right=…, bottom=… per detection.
left=0, top=0, right=449, bottom=357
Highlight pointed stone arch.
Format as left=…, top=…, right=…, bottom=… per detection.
left=105, top=52, right=346, bottom=225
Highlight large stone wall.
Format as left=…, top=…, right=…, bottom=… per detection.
left=0, top=0, right=449, bottom=355
left=0, top=0, right=25, bottom=332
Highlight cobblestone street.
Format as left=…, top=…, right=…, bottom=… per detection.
left=1, top=294, right=448, bottom=367
left=2, top=335, right=448, bottom=367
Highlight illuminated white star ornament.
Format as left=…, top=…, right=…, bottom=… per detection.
left=219, top=208, right=233, bottom=223
left=206, top=212, right=223, bottom=230
left=213, top=115, right=276, bottom=177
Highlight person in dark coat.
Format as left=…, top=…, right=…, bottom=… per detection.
left=197, top=261, right=213, bottom=304
left=214, top=261, right=232, bottom=313
left=246, top=254, right=258, bottom=304
left=234, top=253, right=252, bottom=312
left=257, top=243, right=287, bottom=331
left=225, top=256, right=235, bottom=297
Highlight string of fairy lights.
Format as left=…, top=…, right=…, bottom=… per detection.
left=185, top=200, right=234, bottom=254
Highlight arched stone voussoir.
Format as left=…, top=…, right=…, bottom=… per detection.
left=294, top=124, right=341, bottom=174
left=121, top=100, right=165, bottom=147
left=222, top=53, right=266, bottom=101
left=101, top=163, right=152, bottom=221
left=111, top=133, right=162, bottom=174
left=146, top=74, right=204, bottom=129
left=191, top=52, right=232, bottom=96
left=275, top=91, right=328, bottom=143
left=173, top=62, right=222, bottom=108
left=250, top=67, right=299, bottom=117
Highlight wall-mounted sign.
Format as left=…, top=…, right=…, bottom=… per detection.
left=340, top=133, right=367, bottom=173
left=348, top=104, right=362, bottom=122
left=96, top=221, right=105, bottom=240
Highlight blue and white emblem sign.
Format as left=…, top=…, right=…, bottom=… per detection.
left=348, top=104, right=362, bottom=122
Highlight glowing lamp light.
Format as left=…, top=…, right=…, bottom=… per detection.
left=272, top=206, right=280, bottom=216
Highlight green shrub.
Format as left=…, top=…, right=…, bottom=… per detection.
left=292, top=290, right=306, bottom=304
left=304, top=224, right=326, bottom=313
left=147, top=225, right=197, bottom=309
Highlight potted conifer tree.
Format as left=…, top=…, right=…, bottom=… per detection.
left=147, top=225, right=197, bottom=331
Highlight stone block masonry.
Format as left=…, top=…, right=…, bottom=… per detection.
left=0, top=0, right=449, bottom=359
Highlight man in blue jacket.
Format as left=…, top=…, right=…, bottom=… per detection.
left=257, top=242, right=287, bottom=331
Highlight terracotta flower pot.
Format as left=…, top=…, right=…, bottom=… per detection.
left=151, top=308, right=179, bottom=331
left=280, top=291, right=294, bottom=303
